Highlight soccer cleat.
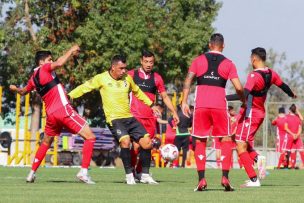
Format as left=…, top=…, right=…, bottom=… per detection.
left=140, top=173, right=159, bottom=184
left=126, top=173, right=137, bottom=185
left=26, top=171, right=36, bottom=183
left=221, top=176, right=234, bottom=192
left=257, top=155, right=266, bottom=179
left=134, top=172, right=142, bottom=182
left=194, top=178, right=207, bottom=192
left=241, top=179, right=261, bottom=188
left=76, top=170, right=95, bottom=184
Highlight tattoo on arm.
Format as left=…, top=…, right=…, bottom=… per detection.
left=183, top=72, right=194, bottom=89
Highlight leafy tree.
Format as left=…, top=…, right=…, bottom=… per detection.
left=0, top=0, right=221, bottom=128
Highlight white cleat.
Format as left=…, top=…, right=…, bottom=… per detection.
left=26, top=170, right=36, bottom=183
left=257, top=155, right=267, bottom=179
left=140, top=173, right=159, bottom=184
left=241, top=179, right=261, bottom=188
left=76, top=170, right=95, bottom=184
left=126, top=173, right=137, bottom=185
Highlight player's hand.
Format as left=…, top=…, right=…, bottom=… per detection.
left=70, top=45, right=81, bottom=57
left=9, top=85, right=17, bottom=92
left=172, top=111, right=180, bottom=125
left=151, top=106, right=161, bottom=116
left=181, top=102, right=190, bottom=118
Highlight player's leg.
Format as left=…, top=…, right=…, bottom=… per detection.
left=192, top=108, right=211, bottom=191
left=174, top=136, right=183, bottom=167
left=235, top=116, right=261, bottom=187
left=181, top=136, right=190, bottom=168
left=212, top=108, right=234, bottom=191
left=131, top=141, right=140, bottom=175
left=63, top=104, right=96, bottom=184
left=26, top=133, right=54, bottom=183
left=134, top=117, right=156, bottom=175
left=129, top=117, right=157, bottom=184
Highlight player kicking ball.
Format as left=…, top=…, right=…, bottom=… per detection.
left=227, top=47, right=296, bottom=187
left=10, top=45, right=96, bottom=184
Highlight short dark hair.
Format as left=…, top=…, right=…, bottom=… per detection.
left=111, top=54, right=127, bottom=66
left=141, top=49, right=154, bottom=58
left=289, top=104, right=297, bottom=114
left=251, top=47, right=266, bottom=62
left=278, top=107, right=285, bottom=114
left=209, top=33, right=224, bottom=46
left=35, top=50, right=52, bottom=66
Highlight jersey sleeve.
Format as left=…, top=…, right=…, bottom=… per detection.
left=244, top=72, right=256, bottom=91
left=271, top=70, right=283, bottom=86
left=227, top=62, right=239, bottom=79
left=154, top=73, right=166, bottom=93
left=25, top=75, right=35, bottom=92
left=271, top=118, right=277, bottom=125
left=188, top=57, right=199, bottom=75
left=127, top=69, right=135, bottom=78
left=68, top=74, right=103, bottom=99
left=128, top=75, right=152, bottom=106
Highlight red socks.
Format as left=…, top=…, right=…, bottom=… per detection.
left=290, top=151, right=297, bottom=168
left=239, top=152, right=257, bottom=178
left=32, top=143, right=50, bottom=171
left=195, top=141, right=207, bottom=171
left=277, top=152, right=285, bottom=168
left=221, top=141, right=233, bottom=171
left=300, top=151, right=304, bottom=165
left=81, top=138, right=96, bottom=169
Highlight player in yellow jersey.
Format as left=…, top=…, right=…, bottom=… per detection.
left=69, top=55, right=160, bottom=185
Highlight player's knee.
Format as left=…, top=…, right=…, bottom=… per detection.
left=120, top=137, right=131, bottom=148
left=236, top=142, right=247, bottom=154
left=139, top=137, right=152, bottom=149
left=42, top=135, right=54, bottom=146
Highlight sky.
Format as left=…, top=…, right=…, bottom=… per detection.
left=213, top=0, right=304, bottom=80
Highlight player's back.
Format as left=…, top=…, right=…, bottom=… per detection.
left=272, top=116, right=287, bottom=135
left=285, top=114, right=302, bottom=134
left=189, top=52, right=238, bottom=109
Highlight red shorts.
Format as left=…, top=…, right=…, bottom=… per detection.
left=276, top=132, right=287, bottom=152
left=282, top=134, right=293, bottom=151
left=235, top=116, right=264, bottom=144
left=135, top=117, right=157, bottom=138
left=291, top=137, right=304, bottom=151
left=212, top=137, right=221, bottom=150
left=45, top=104, right=87, bottom=137
left=192, top=108, right=230, bottom=138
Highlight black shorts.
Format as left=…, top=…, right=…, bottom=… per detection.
left=108, top=117, right=149, bottom=142
left=174, top=135, right=190, bottom=151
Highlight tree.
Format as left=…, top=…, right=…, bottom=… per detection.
left=0, top=0, right=221, bottom=125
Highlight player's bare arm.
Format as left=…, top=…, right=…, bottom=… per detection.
left=9, top=85, right=28, bottom=96
left=160, top=91, right=180, bottom=124
left=231, top=78, right=245, bottom=103
left=181, top=72, right=194, bottom=117
left=51, top=45, right=80, bottom=70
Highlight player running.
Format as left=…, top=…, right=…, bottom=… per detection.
left=69, top=55, right=160, bottom=185
left=271, top=107, right=287, bottom=169
left=10, top=45, right=96, bottom=184
left=227, top=47, right=296, bottom=187
left=128, top=49, right=179, bottom=178
left=182, top=33, right=245, bottom=192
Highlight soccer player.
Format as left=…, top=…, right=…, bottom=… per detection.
left=128, top=49, right=179, bottom=177
left=182, top=33, right=245, bottom=192
left=169, top=105, right=192, bottom=168
left=285, top=104, right=303, bottom=169
left=227, top=47, right=296, bottom=187
left=9, top=45, right=96, bottom=184
left=271, top=107, right=287, bottom=169
left=68, top=55, right=160, bottom=185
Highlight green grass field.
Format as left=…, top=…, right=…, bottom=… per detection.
left=0, top=166, right=303, bottom=203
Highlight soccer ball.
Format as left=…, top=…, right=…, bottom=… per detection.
left=160, top=144, right=179, bottom=161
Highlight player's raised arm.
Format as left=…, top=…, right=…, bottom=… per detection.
left=68, top=74, right=102, bottom=99
left=9, top=85, right=28, bottom=96
left=50, top=45, right=80, bottom=70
